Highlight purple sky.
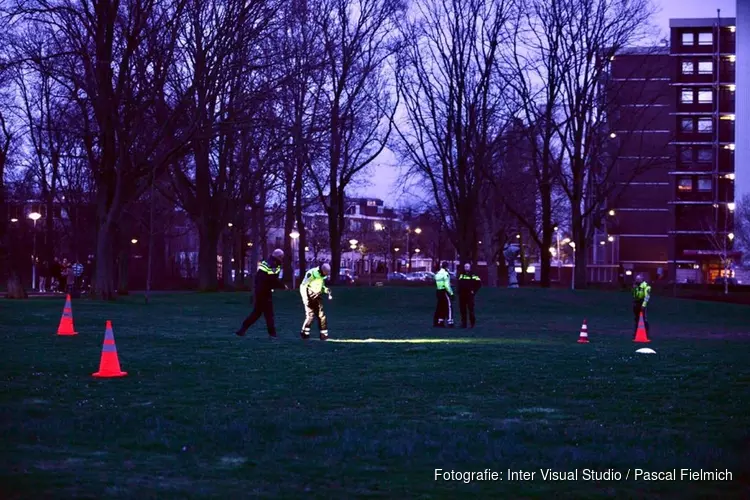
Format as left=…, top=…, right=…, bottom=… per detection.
left=360, top=0, right=739, bottom=206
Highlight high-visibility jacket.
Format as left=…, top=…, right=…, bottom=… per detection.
left=435, top=268, right=453, bottom=295
left=458, top=272, right=482, bottom=295
left=632, top=281, right=651, bottom=306
left=255, top=257, right=284, bottom=295
left=300, top=267, right=329, bottom=297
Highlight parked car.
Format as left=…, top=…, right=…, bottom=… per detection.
left=713, top=277, right=737, bottom=286
left=387, top=272, right=408, bottom=281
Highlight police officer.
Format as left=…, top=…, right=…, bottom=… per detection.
left=300, top=263, right=332, bottom=341
left=235, top=249, right=286, bottom=338
left=632, top=273, right=651, bottom=339
left=433, top=262, right=454, bottom=327
left=458, top=262, right=482, bottom=328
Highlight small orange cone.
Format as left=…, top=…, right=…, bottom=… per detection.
left=92, top=321, right=127, bottom=378
left=577, top=319, right=589, bottom=343
left=634, top=312, right=650, bottom=343
left=56, top=294, right=78, bottom=336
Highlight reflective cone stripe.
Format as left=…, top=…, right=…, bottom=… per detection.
left=92, top=321, right=127, bottom=378
left=578, top=320, right=589, bottom=343
left=57, top=295, right=78, bottom=336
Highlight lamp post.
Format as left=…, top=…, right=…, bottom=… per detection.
left=290, top=228, right=300, bottom=289
left=28, top=212, right=42, bottom=290
left=725, top=202, right=736, bottom=295
left=406, top=226, right=421, bottom=272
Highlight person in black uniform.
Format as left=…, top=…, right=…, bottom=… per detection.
left=235, top=248, right=287, bottom=338
left=458, top=262, right=482, bottom=328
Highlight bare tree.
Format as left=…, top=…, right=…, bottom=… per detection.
left=11, top=0, right=196, bottom=299
left=307, top=0, right=402, bottom=284
left=544, top=0, right=660, bottom=288
left=168, top=0, right=279, bottom=291
left=394, top=0, right=514, bottom=263
left=735, top=194, right=750, bottom=269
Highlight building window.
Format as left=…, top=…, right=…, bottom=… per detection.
left=681, top=89, right=694, bottom=103
left=698, top=32, right=713, bottom=46
left=681, top=61, right=694, bottom=74
left=697, top=117, right=712, bottom=133
left=697, top=148, right=713, bottom=162
left=677, top=177, right=692, bottom=192
left=698, top=89, right=712, bottom=104
left=681, top=118, right=694, bottom=132
left=367, top=200, right=377, bottom=207
left=682, top=33, right=695, bottom=46
left=698, top=61, right=713, bottom=74
left=697, top=178, right=712, bottom=191
left=680, top=148, right=692, bottom=164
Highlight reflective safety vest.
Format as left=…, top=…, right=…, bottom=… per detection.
left=300, top=267, right=329, bottom=296
left=435, top=269, right=453, bottom=295
left=632, top=281, right=651, bottom=306
left=259, top=260, right=281, bottom=276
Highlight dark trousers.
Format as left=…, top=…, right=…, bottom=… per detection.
left=240, top=293, right=276, bottom=336
left=459, top=292, right=476, bottom=327
left=633, top=300, right=649, bottom=337
left=433, top=290, right=453, bottom=326
left=301, top=295, right=328, bottom=337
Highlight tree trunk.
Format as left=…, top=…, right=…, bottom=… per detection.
left=197, top=220, right=219, bottom=292
left=117, top=246, right=129, bottom=295
left=572, top=204, right=587, bottom=289
left=328, top=202, right=342, bottom=284
left=93, top=222, right=116, bottom=300
left=283, top=192, right=294, bottom=285
left=222, top=230, right=232, bottom=289
left=539, top=180, right=552, bottom=287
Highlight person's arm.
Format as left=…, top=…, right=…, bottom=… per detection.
left=642, top=284, right=651, bottom=307
left=474, top=275, right=482, bottom=293
left=445, top=273, right=454, bottom=296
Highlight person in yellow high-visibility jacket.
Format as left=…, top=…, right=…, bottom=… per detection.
left=433, top=262, right=454, bottom=327
left=632, top=274, right=651, bottom=339
left=300, top=263, right=332, bottom=341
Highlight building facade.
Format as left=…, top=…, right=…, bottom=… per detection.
left=606, top=16, right=740, bottom=284
left=669, top=17, right=738, bottom=283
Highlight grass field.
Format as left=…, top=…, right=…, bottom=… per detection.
left=1, top=287, right=749, bottom=499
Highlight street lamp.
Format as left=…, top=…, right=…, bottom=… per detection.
left=28, top=212, right=42, bottom=290
left=727, top=202, right=736, bottom=212
left=10, top=217, right=18, bottom=223
left=608, top=209, right=616, bottom=216
left=131, top=238, right=138, bottom=244
left=728, top=232, right=735, bottom=241
left=290, top=229, right=300, bottom=288
left=406, top=227, right=421, bottom=272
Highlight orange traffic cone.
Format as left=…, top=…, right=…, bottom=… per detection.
left=634, top=312, right=650, bottom=343
left=92, top=321, right=127, bottom=378
left=56, top=294, right=78, bottom=336
left=577, top=319, right=589, bottom=343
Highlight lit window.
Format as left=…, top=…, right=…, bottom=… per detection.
left=697, top=149, right=713, bottom=162
left=682, top=33, right=695, bottom=46
left=681, top=61, right=694, bottom=75
left=367, top=200, right=377, bottom=207
left=681, top=89, right=694, bottom=103
left=698, top=89, right=713, bottom=103
left=698, top=32, right=713, bottom=46
left=697, top=178, right=712, bottom=192
left=677, top=178, right=692, bottom=192
left=697, top=118, right=713, bottom=133
left=698, top=61, right=713, bottom=74
left=681, top=118, right=694, bottom=132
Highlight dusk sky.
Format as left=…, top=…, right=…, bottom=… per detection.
left=357, top=0, right=738, bottom=207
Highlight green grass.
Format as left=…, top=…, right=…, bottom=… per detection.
left=1, top=288, right=749, bottom=499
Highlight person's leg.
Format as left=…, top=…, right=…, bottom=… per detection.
left=301, top=297, right=315, bottom=339
left=459, top=294, right=467, bottom=328
left=468, top=294, right=476, bottom=327
left=236, top=295, right=265, bottom=336
left=317, top=298, right=328, bottom=340
left=434, top=290, right=443, bottom=326
left=642, top=306, right=649, bottom=335
left=632, top=301, right=641, bottom=338
left=263, top=296, right=277, bottom=337
left=445, top=291, right=454, bottom=326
